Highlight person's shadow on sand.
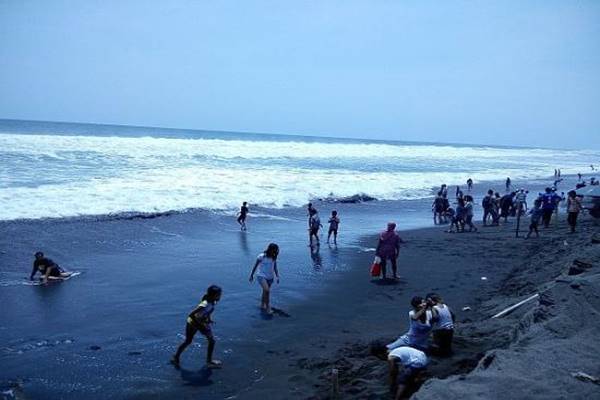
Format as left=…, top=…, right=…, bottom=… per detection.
left=179, top=366, right=214, bottom=387
left=371, top=277, right=404, bottom=286
left=238, top=231, right=249, bottom=254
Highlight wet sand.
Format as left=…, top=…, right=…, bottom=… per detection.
left=2, top=175, right=597, bottom=399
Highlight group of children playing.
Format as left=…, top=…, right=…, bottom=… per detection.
left=372, top=293, right=455, bottom=399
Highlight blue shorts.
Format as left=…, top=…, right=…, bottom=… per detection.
left=257, top=276, right=274, bottom=287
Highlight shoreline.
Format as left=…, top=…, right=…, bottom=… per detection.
left=1, top=174, right=597, bottom=399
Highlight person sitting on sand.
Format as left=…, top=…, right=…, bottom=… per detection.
left=327, top=210, right=340, bottom=244
left=387, top=296, right=432, bottom=351
left=308, top=208, right=322, bottom=245
left=526, top=199, right=543, bottom=239
left=249, top=243, right=280, bottom=314
left=376, top=222, right=404, bottom=280
left=371, top=342, right=428, bottom=400
left=463, top=195, right=478, bottom=232
left=237, top=201, right=249, bottom=231
left=171, top=285, right=223, bottom=369
left=30, top=252, right=72, bottom=282
left=426, top=293, right=455, bottom=356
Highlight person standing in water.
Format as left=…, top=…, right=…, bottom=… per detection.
left=566, top=190, right=583, bottom=233
left=505, top=177, right=512, bottom=192
left=467, top=178, right=473, bottom=191
left=308, top=208, right=322, bottom=245
left=327, top=210, right=340, bottom=244
left=249, top=243, right=280, bottom=314
left=237, top=201, right=249, bottom=231
left=376, top=223, right=404, bottom=280
left=171, top=285, right=223, bottom=368
left=30, top=252, right=72, bottom=282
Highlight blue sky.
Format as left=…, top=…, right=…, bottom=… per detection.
left=1, top=1, right=599, bottom=149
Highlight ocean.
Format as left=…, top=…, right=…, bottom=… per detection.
left=2, top=119, right=598, bottom=221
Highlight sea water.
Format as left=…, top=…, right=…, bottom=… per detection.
left=1, top=119, right=598, bottom=221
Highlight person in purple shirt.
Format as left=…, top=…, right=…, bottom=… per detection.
left=376, top=222, right=405, bottom=280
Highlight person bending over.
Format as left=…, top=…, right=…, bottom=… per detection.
left=371, top=343, right=428, bottom=400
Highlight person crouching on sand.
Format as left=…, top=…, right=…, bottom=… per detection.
left=387, top=296, right=432, bottom=351
left=376, top=222, right=404, bottom=280
left=249, top=243, right=280, bottom=314
left=171, top=285, right=222, bottom=369
left=427, top=293, right=455, bottom=357
left=371, top=343, right=428, bottom=400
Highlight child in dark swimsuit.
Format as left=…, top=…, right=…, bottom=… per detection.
left=172, top=285, right=223, bottom=368
left=237, top=202, right=249, bottom=230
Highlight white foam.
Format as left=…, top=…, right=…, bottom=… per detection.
left=1, top=133, right=598, bottom=220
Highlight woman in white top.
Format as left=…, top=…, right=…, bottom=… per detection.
left=249, top=243, right=280, bottom=314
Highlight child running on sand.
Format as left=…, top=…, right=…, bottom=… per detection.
left=171, top=285, right=223, bottom=368
left=327, top=210, right=340, bottom=244
left=387, top=296, right=432, bottom=351
left=427, top=293, right=455, bottom=356
left=237, top=201, right=249, bottom=230
left=249, top=243, right=280, bottom=314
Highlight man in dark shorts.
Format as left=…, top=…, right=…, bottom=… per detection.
left=371, top=343, right=428, bottom=400
left=30, top=252, right=69, bottom=281
left=237, top=201, right=249, bottom=230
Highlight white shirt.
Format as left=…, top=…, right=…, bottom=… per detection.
left=255, top=253, right=275, bottom=280
left=388, top=346, right=428, bottom=368
left=433, top=304, right=454, bottom=330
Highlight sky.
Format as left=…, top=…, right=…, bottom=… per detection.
left=1, top=1, right=599, bottom=149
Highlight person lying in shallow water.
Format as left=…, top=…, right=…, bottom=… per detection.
left=30, top=252, right=72, bottom=282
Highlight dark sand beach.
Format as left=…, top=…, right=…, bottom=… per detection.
left=1, top=176, right=598, bottom=399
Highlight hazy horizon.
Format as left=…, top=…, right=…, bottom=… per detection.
left=1, top=1, right=599, bottom=149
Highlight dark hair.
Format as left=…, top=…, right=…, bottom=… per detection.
left=243, top=201, right=247, bottom=205
left=369, top=341, right=388, bottom=360
left=332, top=210, right=337, bottom=216
left=410, top=296, right=424, bottom=309
left=265, top=243, right=279, bottom=260
left=534, top=199, right=542, bottom=207
left=487, top=189, right=493, bottom=195
left=310, top=208, right=317, bottom=216
left=568, top=190, right=577, bottom=198
left=35, top=251, right=44, bottom=258
left=202, top=285, right=222, bottom=303
left=545, top=187, right=552, bottom=193
left=426, top=292, right=441, bottom=303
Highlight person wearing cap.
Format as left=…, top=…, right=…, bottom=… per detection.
left=376, top=222, right=404, bottom=280
left=30, top=251, right=72, bottom=282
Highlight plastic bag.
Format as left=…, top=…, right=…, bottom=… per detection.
left=370, top=256, right=382, bottom=277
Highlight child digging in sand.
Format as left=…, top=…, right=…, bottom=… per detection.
left=249, top=243, right=280, bottom=314
left=171, top=285, right=222, bottom=369
left=371, top=343, right=428, bottom=400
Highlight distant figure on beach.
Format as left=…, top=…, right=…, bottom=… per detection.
left=591, top=177, right=599, bottom=186
left=249, top=243, right=280, bottom=314
left=327, top=210, right=340, bottom=244
left=505, top=177, right=511, bottom=192
left=481, top=189, right=497, bottom=226
left=432, top=192, right=445, bottom=225
left=387, top=296, right=432, bottom=351
left=592, top=164, right=596, bottom=171
left=376, top=222, right=403, bottom=279
left=558, top=169, right=561, bottom=177
left=466, top=178, right=473, bottom=191
left=526, top=199, right=543, bottom=238
left=540, top=187, right=561, bottom=228
left=306, top=203, right=315, bottom=241
left=30, top=252, right=72, bottom=282
left=499, top=192, right=515, bottom=222
left=440, top=184, right=448, bottom=197
left=309, top=208, right=322, bottom=245
left=237, top=201, right=249, bottom=231
left=427, top=293, right=455, bottom=356
left=515, top=189, right=528, bottom=214
left=171, top=285, right=222, bottom=369
left=578, top=173, right=582, bottom=182
left=554, top=169, right=558, bottom=178
left=455, top=185, right=460, bottom=199
left=463, top=195, right=478, bottom=232
left=566, top=190, right=583, bottom=234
